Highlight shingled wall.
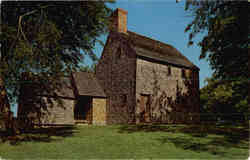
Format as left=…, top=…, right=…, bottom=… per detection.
left=39, top=97, right=75, bottom=125
left=136, top=58, right=200, bottom=124
left=96, top=32, right=137, bottom=124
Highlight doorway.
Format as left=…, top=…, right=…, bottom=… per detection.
left=74, top=96, right=92, bottom=124
left=140, top=94, right=151, bottom=123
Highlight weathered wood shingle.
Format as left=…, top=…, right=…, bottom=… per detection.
left=120, top=31, right=199, bottom=70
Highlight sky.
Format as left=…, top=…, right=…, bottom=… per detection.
left=84, top=0, right=213, bottom=88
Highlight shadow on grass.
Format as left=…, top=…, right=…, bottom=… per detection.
left=118, top=124, right=181, bottom=133
left=0, top=125, right=79, bottom=145
left=157, top=136, right=230, bottom=156
left=118, top=124, right=249, bottom=156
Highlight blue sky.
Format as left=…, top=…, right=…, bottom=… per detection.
left=84, top=0, right=213, bottom=88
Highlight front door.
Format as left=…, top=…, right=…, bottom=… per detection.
left=140, top=94, right=151, bottom=123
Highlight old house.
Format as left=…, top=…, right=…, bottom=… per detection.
left=96, top=8, right=200, bottom=124
left=18, top=8, right=200, bottom=125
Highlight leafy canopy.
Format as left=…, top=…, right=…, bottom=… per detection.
left=185, top=0, right=249, bottom=123
left=0, top=1, right=113, bottom=102
left=185, top=0, right=248, bottom=79
left=200, top=76, right=248, bottom=122
left=185, top=0, right=250, bottom=120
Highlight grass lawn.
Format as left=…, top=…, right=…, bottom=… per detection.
left=0, top=124, right=249, bottom=159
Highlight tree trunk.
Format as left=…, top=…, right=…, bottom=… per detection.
left=0, top=77, right=11, bottom=131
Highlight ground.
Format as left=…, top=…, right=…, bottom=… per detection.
left=0, top=124, right=249, bottom=159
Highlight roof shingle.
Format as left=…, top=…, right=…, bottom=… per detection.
left=72, top=72, right=106, bottom=97
left=127, top=31, right=199, bottom=70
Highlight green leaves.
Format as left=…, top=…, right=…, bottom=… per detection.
left=200, top=76, right=249, bottom=123
left=0, top=1, right=113, bottom=103
left=185, top=1, right=248, bottom=80
left=185, top=1, right=248, bottom=123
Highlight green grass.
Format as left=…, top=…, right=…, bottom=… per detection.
left=0, top=124, right=249, bottom=159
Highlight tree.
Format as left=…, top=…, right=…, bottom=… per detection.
left=0, top=1, right=113, bottom=131
left=185, top=0, right=249, bottom=123
left=200, top=76, right=248, bottom=123
left=185, top=0, right=248, bottom=79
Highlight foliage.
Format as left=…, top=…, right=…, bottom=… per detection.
left=0, top=1, right=113, bottom=131
left=200, top=76, right=248, bottom=123
left=185, top=0, right=248, bottom=79
left=185, top=0, right=249, bottom=123
left=0, top=1, right=113, bottom=103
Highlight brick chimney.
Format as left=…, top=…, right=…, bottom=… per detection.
left=110, top=8, right=128, bottom=34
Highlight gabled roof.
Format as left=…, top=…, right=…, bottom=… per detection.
left=58, top=72, right=106, bottom=98
left=53, top=77, right=75, bottom=99
left=21, top=72, right=106, bottom=99
left=72, top=72, right=106, bottom=98
left=125, top=31, right=199, bottom=70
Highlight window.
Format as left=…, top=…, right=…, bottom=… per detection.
left=186, top=69, right=192, bottom=79
left=181, top=69, right=186, bottom=78
left=121, top=94, right=127, bottom=104
left=117, top=47, right=122, bottom=59
left=168, top=66, right=171, bottom=76
left=115, top=46, right=125, bottom=64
